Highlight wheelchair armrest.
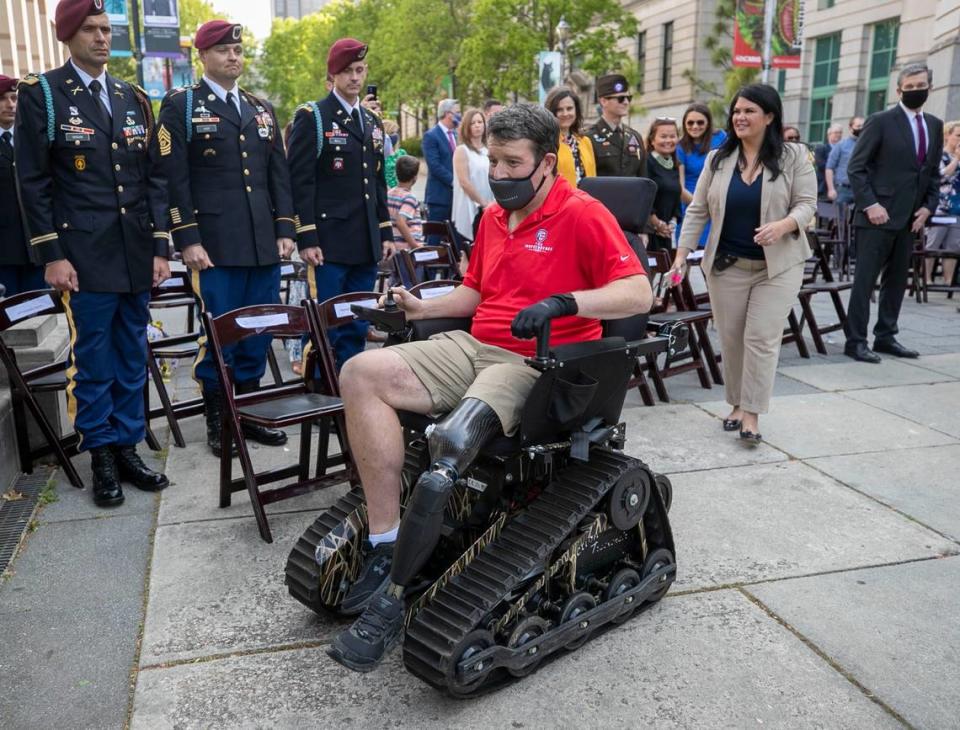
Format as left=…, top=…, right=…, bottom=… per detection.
left=409, top=317, right=472, bottom=341
left=351, top=304, right=407, bottom=334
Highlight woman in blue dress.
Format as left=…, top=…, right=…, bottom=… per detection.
left=676, top=103, right=727, bottom=247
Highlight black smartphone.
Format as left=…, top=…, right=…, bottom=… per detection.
left=366, top=84, right=378, bottom=99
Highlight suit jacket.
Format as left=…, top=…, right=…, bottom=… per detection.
left=0, top=134, right=33, bottom=266
left=422, top=123, right=454, bottom=207
left=15, top=62, right=168, bottom=293
left=847, top=105, right=942, bottom=230
left=677, top=143, right=817, bottom=279
left=155, top=80, right=295, bottom=266
left=287, top=92, right=391, bottom=266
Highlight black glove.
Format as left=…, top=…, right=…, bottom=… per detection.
left=510, top=294, right=579, bottom=339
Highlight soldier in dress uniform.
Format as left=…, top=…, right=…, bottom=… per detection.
left=587, top=74, right=648, bottom=178
left=0, top=75, right=46, bottom=296
left=287, top=37, right=395, bottom=369
left=155, top=20, right=296, bottom=457
left=15, top=0, right=170, bottom=507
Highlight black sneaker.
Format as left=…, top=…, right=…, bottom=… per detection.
left=339, top=540, right=394, bottom=614
left=327, top=592, right=404, bottom=673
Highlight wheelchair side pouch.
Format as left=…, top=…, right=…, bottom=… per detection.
left=713, top=253, right=738, bottom=273
left=548, top=371, right=599, bottom=427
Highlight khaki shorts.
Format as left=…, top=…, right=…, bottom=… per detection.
left=391, top=330, right=540, bottom=435
left=926, top=224, right=960, bottom=252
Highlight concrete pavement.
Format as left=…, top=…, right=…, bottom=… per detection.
left=2, top=289, right=959, bottom=729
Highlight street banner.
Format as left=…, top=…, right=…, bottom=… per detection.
left=106, top=0, right=132, bottom=57
left=537, top=51, right=562, bottom=104
left=141, top=56, right=167, bottom=100
left=143, top=0, right=182, bottom=58
left=733, top=0, right=804, bottom=69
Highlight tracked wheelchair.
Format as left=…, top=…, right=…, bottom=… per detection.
left=284, top=179, right=679, bottom=697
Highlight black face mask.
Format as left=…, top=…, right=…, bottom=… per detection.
left=488, top=157, right=548, bottom=210
left=901, top=88, right=929, bottom=110
left=851, top=129, right=861, bottom=137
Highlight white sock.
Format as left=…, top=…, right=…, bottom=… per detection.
left=368, top=524, right=399, bottom=546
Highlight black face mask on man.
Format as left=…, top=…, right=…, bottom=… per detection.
left=900, top=87, right=929, bottom=110
left=488, top=156, right=548, bottom=211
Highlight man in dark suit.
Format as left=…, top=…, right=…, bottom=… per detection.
left=422, top=98, right=459, bottom=235
left=845, top=63, right=943, bottom=363
left=16, top=0, right=170, bottom=506
left=288, top=37, right=394, bottom=368
left=0, top=75, right=45, bottom=296
left=156, top=20, right=295, bottom=456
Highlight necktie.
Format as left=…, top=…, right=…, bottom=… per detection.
left=351, top=107, right=362, bottom=132
left=0, top=131, right=12, bottom=160
left=87, top=79, right=111, bottom=125
left=915, top=113, right=927, bottom=165
left=224, top=91, right=240, bottom=125
left=447, top=129, right=456, bottom=152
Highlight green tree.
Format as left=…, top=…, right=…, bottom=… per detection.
left=456, top=0, right=637, bottom=102
left=681, top=0, right=758, bottom=120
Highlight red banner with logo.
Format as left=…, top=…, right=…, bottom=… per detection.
left=733, top=0, right=804, bottom=70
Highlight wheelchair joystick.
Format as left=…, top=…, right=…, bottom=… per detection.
left=384, top=289, right=399, bottom=313
left=526, top=320, right=554, bottom=370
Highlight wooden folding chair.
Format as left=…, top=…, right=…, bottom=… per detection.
left=147, top=270, right=204, bottom=448
left=794, top=232, right=854, bottom=354
left=205, top=303, right=355, bottom=543
left=397, top=245, right=459, bottom=286
left=409, top=279, right=460, bottom=300
left=265, top=260, right=311, bottom=386
left=0, top=290, right=84, bottom=487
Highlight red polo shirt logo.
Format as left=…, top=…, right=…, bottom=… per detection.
left=463, top=176, right=645, bottom=357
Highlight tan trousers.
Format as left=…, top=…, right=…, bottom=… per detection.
left=705, top=259, right=804, bottom=414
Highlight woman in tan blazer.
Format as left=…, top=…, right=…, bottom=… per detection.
left=545, top=86, right=597, bottom=186
left=671, top=84, right=816, bottom=446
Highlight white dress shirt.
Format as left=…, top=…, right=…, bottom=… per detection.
left=70, top=59, right=111, bottom=118
left=203, top=75, right=241, bottom=117
left=333, top=88, right=363, bottom=132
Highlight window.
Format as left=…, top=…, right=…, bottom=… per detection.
left=867, top=19, right=900, bottom=115
left=637, top=31, right=646, bottom=92
left=809, top=33, right=841, bottom=143
left=661, top=22, right=673, bottom=91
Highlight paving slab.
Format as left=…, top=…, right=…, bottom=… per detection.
left=750, top=556, right=960, bottom=730
left=623, top=403, right=787, bottom=474
left=778, top=358, right=952, bottom=392
left=131, top=590, right=899, bottom=730
left=668, top=460, right=955, bottom=591
left=844, top=381, right=960, bottom=439
left=905, top=351, right=960, bottom=378
left=141, top=510, right=338, bottom=665
left=0, top=511, right=153, bottom=730
left=698, top=393, right=956, bottom=459
left=809, top=444, right=960, bottom=542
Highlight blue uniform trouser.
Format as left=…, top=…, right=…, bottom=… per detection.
left=0, top=265, right=46, bottom=297
left=192, top=265, right=281, bottom=392
left=62, top=290, right=149, bottom=451
left=308, top=261, right=377, bottom=370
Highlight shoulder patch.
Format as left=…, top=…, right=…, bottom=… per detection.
left=296, top=102, right=314, bottom=114
left=131, top=82, right=148, bottom=97
left=19, top=74, right=40, bottom=87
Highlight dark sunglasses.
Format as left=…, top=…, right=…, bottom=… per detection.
left=605, top=94, right=632, bottom=103
left=685, top=119, right=706, bottom=126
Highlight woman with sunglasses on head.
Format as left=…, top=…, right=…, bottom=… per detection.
left=545, top=86, right=596, bottom=186
left=645, top=118, right=691, bottom=251
left=669, top=85, right=816, bottom=447
left=677, top=103, right=727, bottom=247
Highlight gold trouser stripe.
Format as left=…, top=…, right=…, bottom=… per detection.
left=61, top=291, right=82, bottom=450
left=191, top=269, right=209, bottom=385
left=300, top=341, right=313, bottom=384
left=306, top=263, right=317, bottom=300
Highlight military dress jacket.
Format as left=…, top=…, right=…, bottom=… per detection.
left=0, top=134, right=33, bottom=266
left=155, top=81, right=295, bottom=267
left=287, top=92, right=392, bottom=267
left=587, top=118, right=648, bottom=178
left=15, top=62, right=168, bottom=293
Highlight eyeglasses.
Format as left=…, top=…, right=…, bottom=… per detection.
left=605, top=94, right=632, bottom=103
left=685, top=120, right=706, bottom=126
left=784, top=135, right=801, bottom=142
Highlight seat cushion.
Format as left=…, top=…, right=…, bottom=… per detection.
left=238, top=393, right=343, bottom=425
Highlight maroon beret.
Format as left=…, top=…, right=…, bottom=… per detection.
left=0, top=75, right=17, bottom=95
left=327, top=38, right=368, bottom=76
left=55, top=0, right=106, bottom=43
left=194, top=20, right=243, bottom=50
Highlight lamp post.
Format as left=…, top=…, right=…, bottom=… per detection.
left=556, top=16, right=570, bottom=84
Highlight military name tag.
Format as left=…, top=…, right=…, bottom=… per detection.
left=328, top=136, right=349, bottom=146
left=195, top=124, right=218, bottom=134
left=65, top=133, right=92, bottom=142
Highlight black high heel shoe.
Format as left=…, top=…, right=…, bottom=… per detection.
left=739, top=429, right=762, bottom=447
left=722, top=418, right=741, bottom=432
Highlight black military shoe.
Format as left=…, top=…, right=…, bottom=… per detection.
left=90, top=446, right=124, bottom=507
left=241, top=421, right=288, bottom=446
left=844, top=342, right=882, bottom=364
left=327, top=591, right=404, bottom=673
left=202, top=389, right=237, bottom=458
left=873, top=338, right=919, bottom=358
left=340, top=540, right=394, bottom=614
left=112, top=445, right=169, bottom=491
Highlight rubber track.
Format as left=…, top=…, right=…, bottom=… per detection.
left=402, top=448, right=638, bottom=692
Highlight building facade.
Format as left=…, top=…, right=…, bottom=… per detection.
left=0, top=0, right=66, bottom=79
left=272, top=0, right=333, bottom=20
left=622, top=0, right=960, bottom=142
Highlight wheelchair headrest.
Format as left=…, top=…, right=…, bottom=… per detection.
left=578, top=177, right=658, bottom=235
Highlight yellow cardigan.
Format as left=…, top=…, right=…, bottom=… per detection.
left=556, top=133, right=597, bottom=186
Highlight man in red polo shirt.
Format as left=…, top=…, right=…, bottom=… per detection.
left=328, top=103, right=652, bottom=672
